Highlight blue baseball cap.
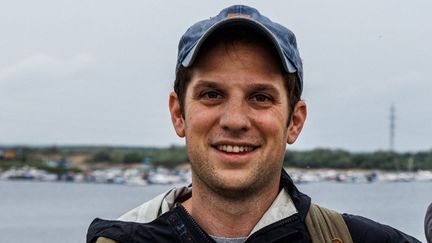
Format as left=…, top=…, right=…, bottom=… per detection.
left=176, top=5, right=303, bottom=94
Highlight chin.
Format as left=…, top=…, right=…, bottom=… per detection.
left=211, top=183, right=256, bottom=199
left=209, top=171, right=264, bottom=198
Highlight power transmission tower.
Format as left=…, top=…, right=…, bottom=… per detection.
left=389, top=104, right=400, bottom=171
left=389, top=104, right=396, bottom=152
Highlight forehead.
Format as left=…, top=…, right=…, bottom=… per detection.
left=188, top=41, right=287, bottom=93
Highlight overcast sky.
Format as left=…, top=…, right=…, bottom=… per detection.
left=0, top=0, right=431, bottom=152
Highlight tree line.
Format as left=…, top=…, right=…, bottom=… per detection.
left=1, top=146, right=431, bottom=171
left=283, top=148, right=432, bottom=170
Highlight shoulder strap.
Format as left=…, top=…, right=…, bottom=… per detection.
left=95, top=237, right=117, bottom=243
left=305, top=203, right=353, bottom=243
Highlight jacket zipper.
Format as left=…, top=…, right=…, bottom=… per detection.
left=178, top=205, right=214, bottom=243
left=179, top=204, right=301, bottom=243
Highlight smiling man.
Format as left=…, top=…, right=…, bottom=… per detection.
left=169, top=25, right=306, bottom=238
left=87, top=5, right=420, bottom=243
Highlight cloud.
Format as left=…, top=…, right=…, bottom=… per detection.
left=0, top=53, right=97, bottom=87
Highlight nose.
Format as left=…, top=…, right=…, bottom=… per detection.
left=219, top=99, right=251, bottom=133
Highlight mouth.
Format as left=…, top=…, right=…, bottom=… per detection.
left=212, top=144, right=259, bottom=153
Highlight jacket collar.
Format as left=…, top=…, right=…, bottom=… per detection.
left=280, top=169, right=311, bottom=221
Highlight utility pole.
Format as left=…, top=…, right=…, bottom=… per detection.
left=389, top=104, right=400, bottom=171
left=389, top=104, right=396, bottom=152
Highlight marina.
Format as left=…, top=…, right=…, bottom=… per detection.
left=1, top=165, right=432, bottom=185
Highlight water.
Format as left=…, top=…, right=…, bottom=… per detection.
left=0, top=180, right=430, bottom=243
left=298, top=182, right=431, bottom=242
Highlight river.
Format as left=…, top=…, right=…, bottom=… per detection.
left=0, top=180, right=430, bottom=242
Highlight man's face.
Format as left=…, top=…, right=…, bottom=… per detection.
left=170, top=41, right=306, bottom=197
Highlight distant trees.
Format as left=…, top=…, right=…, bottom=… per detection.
left=2, top=145, right=431, bottom=171
left=123, top=152, right=142, bottom=163
left=87, top=146, right=189, bottom=167
left=284, top=149, right=353, bottom=168
left=92, top=150, right=112, bottom=162
left=283, top=149, right=432, bottom=170
left=151, top=145, right=189, bottom=167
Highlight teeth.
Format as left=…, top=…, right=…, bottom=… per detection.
left=227, top=145, right=233, bottom=152
left=216, top=145, right=254, bottom=153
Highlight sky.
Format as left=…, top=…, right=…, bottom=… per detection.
left=0, top=0, right=431, bottom=152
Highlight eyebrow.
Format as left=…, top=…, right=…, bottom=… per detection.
left=191, top=80, right=222, bottom=91
left=191, top=80, right=281, bottom=97
left=247, top=83, right=280, bottom=95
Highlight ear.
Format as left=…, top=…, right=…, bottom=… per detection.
left=287, top=100, right=307, bottom=144
left=169, top=92, right=185, bottom=137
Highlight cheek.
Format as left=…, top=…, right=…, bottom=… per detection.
left=254, top=110, right=289, bottom=138
left=185, top=105, right=218, bottom=135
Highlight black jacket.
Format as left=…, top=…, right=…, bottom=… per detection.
left=426, top=203, right=432, bottom=243
left=87, top=170, right=420, bottom=243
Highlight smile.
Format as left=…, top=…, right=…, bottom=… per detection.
left=215, top=145, right=256, bottom=153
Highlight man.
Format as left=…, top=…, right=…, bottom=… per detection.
left=87, top=5, right=420, bottom=243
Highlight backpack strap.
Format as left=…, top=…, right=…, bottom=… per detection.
left=95, top=237, right=117, bottom=243
left=305, top=203, right=353, bottom=243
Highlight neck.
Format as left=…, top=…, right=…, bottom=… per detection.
left=182, top=175, right=280, bottom=238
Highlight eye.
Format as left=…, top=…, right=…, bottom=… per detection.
left=201, top=91, right=222, bottom=100
left=250, top=94, right=272, bottom=103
